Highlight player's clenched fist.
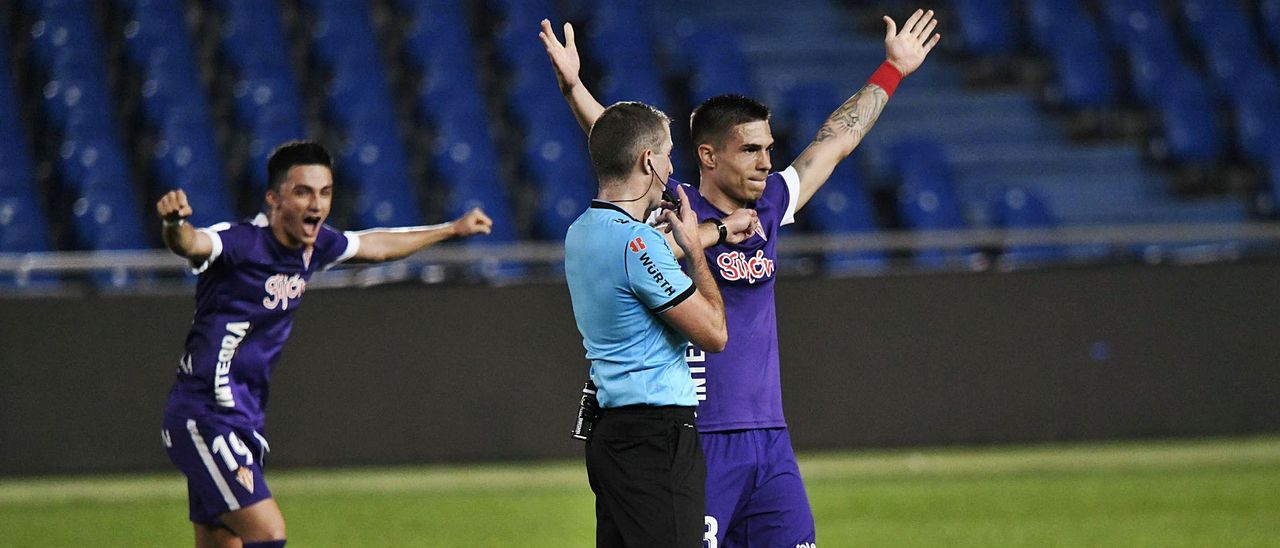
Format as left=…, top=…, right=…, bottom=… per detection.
left=452, top=207, right=493, bottom=237
left=156, top=189, right=193, bottom=224
left=722, top=208, right=761, bottom=245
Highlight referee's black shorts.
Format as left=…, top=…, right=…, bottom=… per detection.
left=585, top=404, right=705, bottom=548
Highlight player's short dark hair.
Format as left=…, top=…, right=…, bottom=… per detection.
left=266, top=140, right=332, bottom=192
left=588, top=102, right=671, bottom=183
left=690, top=94, right=771, bottom=147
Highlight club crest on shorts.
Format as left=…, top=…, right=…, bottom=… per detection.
left=236, top=466, right=255, bottom=493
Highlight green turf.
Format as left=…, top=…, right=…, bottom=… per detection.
left=4, top=437, right=1280, bottom=547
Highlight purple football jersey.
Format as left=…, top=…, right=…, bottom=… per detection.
left=164, top=217, right=360, bottom=430
left=668, top=168, right=800, bottom=431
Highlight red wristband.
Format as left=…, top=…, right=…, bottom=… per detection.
left=867, top=61, right=903, bottom=98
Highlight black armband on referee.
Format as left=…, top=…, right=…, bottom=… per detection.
left=706, top=218, right=727, bottom=246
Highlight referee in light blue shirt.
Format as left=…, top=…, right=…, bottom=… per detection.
left=565, top=102, right=729, bottom=547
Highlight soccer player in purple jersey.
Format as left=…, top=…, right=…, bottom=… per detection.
left=157, top=141, right=493, bottom=548
left=542, top=10, right=939, bottom=546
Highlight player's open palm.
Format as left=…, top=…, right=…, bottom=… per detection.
left=539, top=19, right=582, bottom=94
left=722, top=208, right=761, bottom=245
left=883, top=9, right=940, bottom=77
left=453, top=207, right=493, bottom=237
left=157, top=189, right=193, bottom=223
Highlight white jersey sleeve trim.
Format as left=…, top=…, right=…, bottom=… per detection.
left=780, top=166, right=801, bottom=226
left=323, top=231, right=362, bottom=271
left=190, top=222, right=231, bottom=274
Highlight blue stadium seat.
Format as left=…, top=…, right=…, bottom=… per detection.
left=489, top=0, right=559, bottom=68
left=680, top=25, right=753, bottom=103
left=0, top=192, right=59, bottom=287
left=1125, top=40, right=1190, bottom=106
left=805, top=161, right=889, bottom=273
left=69, top=185, right=148, bottom=251
left=1262, top=0, right=1280, bottom=59
left=587, top=1, right=667, bottom=107
left=1198, top=28, right=1268, bottom=101
left=889, top=139, right=981, bottom=269
left=1101, top=0, right=1177, bottom=50
left=217, top=0, right=292, bottom=75
left=950, top=0, right=1016, bottom=56
left=1265, top=147, right=1280, bottom=217
left=1232, top=74, right=1280, bottom=164
left=431, top=118, right=503, bottom=195
left=347, top=164, right=423, bottom=229
left=325, top=67, right=398, bottom=131
left=1026, top=0, right=1091, bottom=52
left=338, top=129, right=413, bottom=187
left=597, top=67, right=668, bottom=111
left=1045, top=18, right=1118, bottom=108
left=415, top=65, right=486, bottom=126
left=41, top=76, right=114, bottom=131
left=506, top=64, right=565, bottom=130
left=120, top=1, right=193, bottom=69
left=522, top=122, right=595, bottom=239
left=28, top=8, right=101, bottom=69
left=152, top=120, right=235, bottom=226
left=1156, top=71, right=1224, bottom=166
left=0, top=194, right=52, bottom=253
left=0, top=51, right=37, bottom=201
left=57, top=130, right=133, bottom=194
left=989, top=186, right=1066, bottom=268
left=231, top=73, right=304, bottom=129
left=307, top=2, right=382, bottom=72
left=139, top=65, right=208, bottom=128
left=398, top=0, right=470, bottom=69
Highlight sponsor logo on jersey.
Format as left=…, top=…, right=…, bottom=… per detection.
left=178, top=353, right=193, bottom=375
left=628, top=237, right=646, bottom=253
left=214, top=321, right=250, bottom=408
left=638, top=252, right=675, bottom=296
left=717, top=249, right=775, bottom=284
left=262, top=273, right=306, bottom=310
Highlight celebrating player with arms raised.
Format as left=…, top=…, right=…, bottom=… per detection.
left=542, top=9, right=939, bottom=546
left=158, top=141, right=492, bottom=548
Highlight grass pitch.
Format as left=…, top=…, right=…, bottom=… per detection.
left=3, top=436, right=1279, bottom=547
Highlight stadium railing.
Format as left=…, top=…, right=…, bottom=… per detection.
left=3, top=223, right=1280, bottom=295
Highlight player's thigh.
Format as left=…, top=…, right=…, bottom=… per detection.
left=193, top=522, right=241, bottom=548
left=220, top=498, right=286, bottom=542
left=741, top=432, right=814, bottom=546
left=700, top=431, right=756, bottom=548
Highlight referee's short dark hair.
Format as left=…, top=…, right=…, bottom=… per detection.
left=588, top=102, right=671, bottom=184
left=267, top=140, right=333, bottom=192
left=691, top=94, right=771, bottom=148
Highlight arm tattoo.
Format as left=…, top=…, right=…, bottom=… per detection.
left=812, top=84, right=889, bottom=145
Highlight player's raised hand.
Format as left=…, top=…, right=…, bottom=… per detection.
left=452, top=207, right=493, bottom=237
left=721, top=208, right=761, bottom=245
left=156, top=189, right=193, bottom=224
left=883, top=9, right=941, bottom=77
left=539, top=19, right=582, bottom=94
